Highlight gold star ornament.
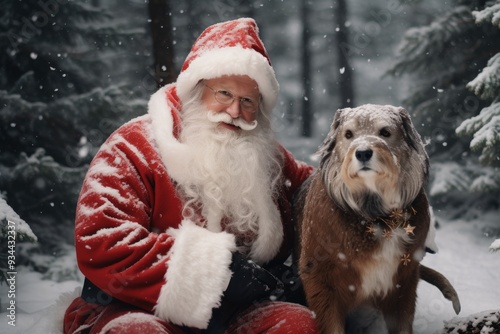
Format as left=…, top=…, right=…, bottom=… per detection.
left=401, top=253, right=412, bottom=266
left=404, top=224, right=416, bottom=235
left=366, top=224, right=376, bottom=235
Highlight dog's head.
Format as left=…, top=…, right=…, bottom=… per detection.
left=318, top=104, right=429, bottom=220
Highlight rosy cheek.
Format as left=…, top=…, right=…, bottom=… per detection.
left=242, top=112, right=257, bottom=123
left=206, top=102, right=224, bottom=113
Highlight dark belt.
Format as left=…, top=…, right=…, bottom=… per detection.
left=81, top=278, right=117, bottom=305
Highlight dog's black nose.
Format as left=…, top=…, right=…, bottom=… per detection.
left=355, top=149, right=373, bottom=162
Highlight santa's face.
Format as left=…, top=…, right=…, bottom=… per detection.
left=201, top=75, right=260, bottom=131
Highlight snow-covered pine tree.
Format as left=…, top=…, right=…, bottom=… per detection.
left=0, top=1, right=146, bottom=268
left=456, top=3, right=500, bottom=193
left=387, top=0, right=500, bottom=207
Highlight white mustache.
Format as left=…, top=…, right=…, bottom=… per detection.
left=207, top=111, right=258, bottom=131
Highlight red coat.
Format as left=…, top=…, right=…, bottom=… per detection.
left=74, top=84, right=313, bottom=329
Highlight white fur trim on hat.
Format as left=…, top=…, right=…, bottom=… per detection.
left=176, top=46, right=279, bottom=115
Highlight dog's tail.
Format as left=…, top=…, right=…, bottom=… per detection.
left=420, top=264, right=461, bottom=314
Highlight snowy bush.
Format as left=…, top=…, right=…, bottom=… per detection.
left=42, top=245, right=82, bottom=283
left=0, top=148, right=87, bottom=253
left=440, top=310, right=500, bottom=333
left=0, top=197, right=37, bottom=285
left=491, top=239, right=500, bottom=252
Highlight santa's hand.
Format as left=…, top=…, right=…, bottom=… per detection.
left=206, top=252, right=284, bottom=333
left=224, top=252, right=284, bottom=303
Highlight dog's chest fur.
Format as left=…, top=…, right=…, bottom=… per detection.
left=359, top=227, right=409, bottom=298
left=300, top=174, right=429, bottom=300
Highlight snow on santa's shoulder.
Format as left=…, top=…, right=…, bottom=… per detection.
left=77, top=198, right=131, bottom=219
left=86, top=157, right=120, bottom=176
left=77, top=149, right=148, bottom=218
left=99, top=133, right=150, bottom=170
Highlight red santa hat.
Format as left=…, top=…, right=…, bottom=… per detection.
left=176, top=18, right=279, bottom=115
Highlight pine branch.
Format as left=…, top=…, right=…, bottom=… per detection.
left=388, top=6, right=476, bottom=76
left=472, top=1, right=500, bottom=27
left=429, top=162, right=473, bottom=196
left=470, top=166, right=500, bottom=191
left=457, top=101, right=500, bottom=166
left=466, top=53, right=500, bottom=101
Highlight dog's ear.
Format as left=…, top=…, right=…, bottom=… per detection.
left=318, top=109, right=344, bottom=168
left=398, top=107, right=422, bottom=152
left=399, top=107, right=430, bottom=177
left=331, top=108, right=344, bottom=132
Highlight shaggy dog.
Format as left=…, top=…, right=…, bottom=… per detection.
left=297, top=105, right=460, bottom=334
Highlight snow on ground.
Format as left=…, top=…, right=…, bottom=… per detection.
left=0, top=269, right=80, bottom=334
left=1, top=210, right=499, bottom=334
left=414, top=210, right=500, bottom=333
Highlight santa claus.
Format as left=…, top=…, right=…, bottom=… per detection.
left=63, top=18, right=318, bottom=333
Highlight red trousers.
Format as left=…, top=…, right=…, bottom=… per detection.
left=64, top=297, right=319, bottom=334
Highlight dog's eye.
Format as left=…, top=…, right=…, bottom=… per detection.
left=345, top=130, right=353, bottom=139
left=379, top=129, right=391, bottom=137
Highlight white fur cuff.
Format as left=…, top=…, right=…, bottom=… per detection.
left=154, top=220, right=237, bottom=329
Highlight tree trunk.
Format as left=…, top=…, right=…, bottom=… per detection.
left=335, top=0, right=355, bottom=108
left=148, top=0, right=176, bottom=88
left=301, top=0, right=313, bottom=137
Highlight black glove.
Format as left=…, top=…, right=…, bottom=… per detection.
left=224, top=252, right=284, bottom=303
left=81, top=278, right=116, bottom=305
left=266, top=262, right=307, bottom=306
left=206, top=252, right=284, bottom=333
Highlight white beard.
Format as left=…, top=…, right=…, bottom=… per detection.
left=176, top=100, right=283, bottom=254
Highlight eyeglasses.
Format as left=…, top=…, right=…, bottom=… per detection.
left=204, top=84, right=259, bottom=113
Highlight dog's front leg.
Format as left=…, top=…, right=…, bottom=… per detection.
left=313, top=295, right=345, bottom=334
left=301, top=276, right=346, bottom=334
left=384, top=313, right=414, bottom=334
left=321, top=302, right=346, bottom=334
left=382, top=266, right=419, bottom=334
